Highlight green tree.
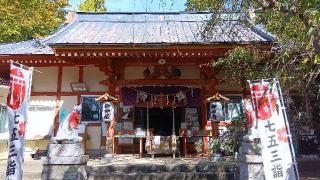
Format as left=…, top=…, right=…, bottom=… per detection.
left=0, top=0, right=68, bottom=43
left=186, top=0, right=320, bottom=89
left=78, top=0, right=107, bottom=12
left=186, top=0, right=320, bottom=127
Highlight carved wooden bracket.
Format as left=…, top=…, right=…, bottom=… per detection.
left=143, top=65, right=181, bottom=80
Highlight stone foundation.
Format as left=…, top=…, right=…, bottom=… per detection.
left=41, top=143, right=89, bottom=180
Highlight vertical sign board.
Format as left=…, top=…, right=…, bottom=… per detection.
left=209, top=102, right=224, bottom=121
left=248, top=78, right=299, bottom=180
left=102, top=102, right=114, bottom=122
left=6, top=63, right=33, bottom=180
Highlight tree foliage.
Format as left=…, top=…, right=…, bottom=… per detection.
left=186, top=0, right=320, bottom=125
left=78, top=0, right=107, bottom=12
left=186, top=0, right=320, bottom=90
left=0, top=0, right=68, bottom=43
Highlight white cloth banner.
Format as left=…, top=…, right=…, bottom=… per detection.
left=248, top=78, right=299, bottom=180
left=6, top=63, right=33, bottom=180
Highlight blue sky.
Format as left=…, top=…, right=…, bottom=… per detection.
left=68, top=0, right=187, bottom=12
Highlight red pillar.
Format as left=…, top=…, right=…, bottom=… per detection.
left=54, top=66, right=63, bottom=136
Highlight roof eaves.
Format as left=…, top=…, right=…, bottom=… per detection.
left=48, top=41, right=272, bottom=47
left=75, top=11, right=215, bottom=15
left=0, top=40, right=54, bottom=55
left=238, top=16, right=275, bottom=42
left=250, top=25, right=275, bottom=42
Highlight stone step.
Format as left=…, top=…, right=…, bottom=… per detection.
left=88, top=172, right=236, bottom=180
left=87, top=164, right=197, bottom=174
left=87, top=161, right=239, bottom=179
left=87, top=161, right=239, bottom=173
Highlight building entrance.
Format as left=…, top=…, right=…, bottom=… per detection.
left=134, top=107, right=183, bottom=136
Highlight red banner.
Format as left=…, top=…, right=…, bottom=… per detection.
left=6, top=63, right=33, bottom=180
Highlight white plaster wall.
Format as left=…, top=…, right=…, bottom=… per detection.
left=32, top=67, right=58, bottom=92
left=30, top=96, right=56, bottom=101
left=61, top=96, right=78, bottom=113
left=61, top=67, right=79, bottom=92
left=0, top=86, right=9, bottom=104
left=83, top=67, right=106, bottom=92
left=178, top=66, right=200, bottom=79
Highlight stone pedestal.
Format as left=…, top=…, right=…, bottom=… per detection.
left=41, top=143, right=89, bottom=180
left=238, top=154, right=264, bottom=180
left=238, top=133, right=265, bottom=180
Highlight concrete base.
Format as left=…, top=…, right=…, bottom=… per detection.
left=42, top=143, right=89, bottom=180
left=42, top=165, right=87, bottom=180
left=238, top=136, right=265, bottom=180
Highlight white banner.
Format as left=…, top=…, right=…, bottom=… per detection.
left=6, top=63, right=33, bottom=180
left=248, top=78, right=299, bottom=180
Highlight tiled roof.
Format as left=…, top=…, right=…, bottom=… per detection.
left=0, top=12, right=274, bottom=55
left=0, top=40, right=53, bottom=55
left=44, top=12, right=274, bottom=45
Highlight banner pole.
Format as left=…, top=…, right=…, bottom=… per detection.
left=274, top=78, right=300, bottom=179
left=248, top=78, right=299, bottom=180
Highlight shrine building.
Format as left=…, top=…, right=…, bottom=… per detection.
left=0, top=12, right=274, bottom=155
